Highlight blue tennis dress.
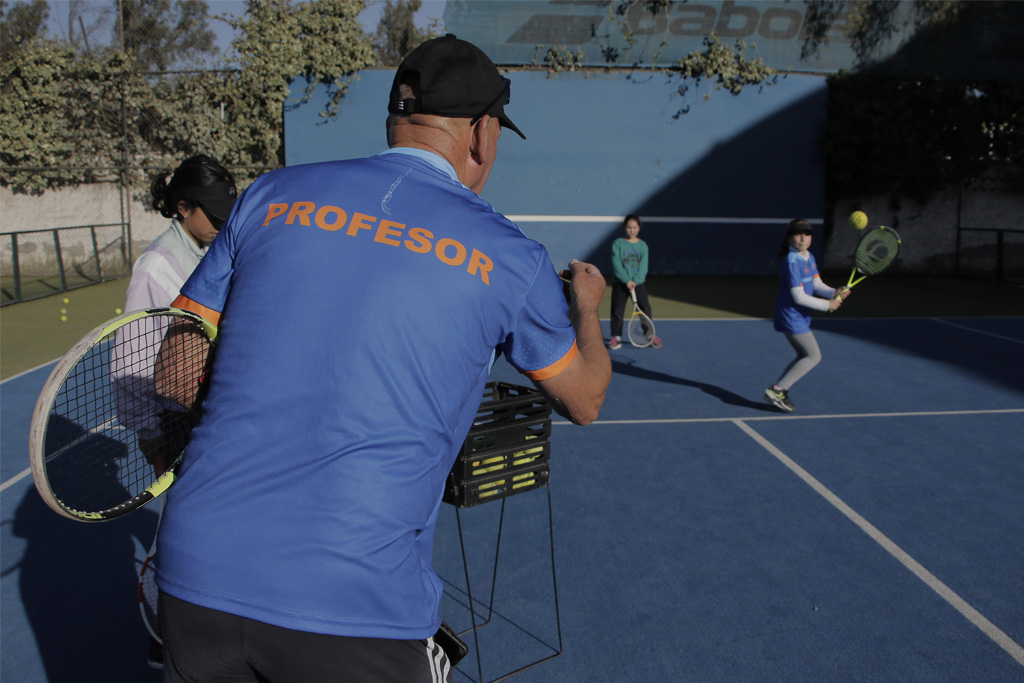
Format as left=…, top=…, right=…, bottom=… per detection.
left=157, top=149, right=576, bottom=639
left=773, top=249, right=820, bottom=335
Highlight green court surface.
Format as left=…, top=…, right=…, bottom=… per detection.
left=1, top=278, right=130, bottom=380
left=1, top=274, right=1021, bottom=381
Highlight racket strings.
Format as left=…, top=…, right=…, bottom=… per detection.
left=43, top=315, right=212, bottom=516
left=854, top=228, right=901, bottom=275
left=627, top=312, right=655, bottom=347
left=138, top=555, right=162, bottom=642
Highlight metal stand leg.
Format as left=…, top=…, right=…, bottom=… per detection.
left=452, top=487, right=562, bottom=683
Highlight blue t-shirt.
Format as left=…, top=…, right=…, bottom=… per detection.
left=773, top=249, right=820, bottom=335
left=157, top=150, right=576, bottom=639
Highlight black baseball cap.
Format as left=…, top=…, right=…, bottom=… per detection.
left=388, top=34, right=525, bottom=139
left=177, top=181, right=238, bottom=223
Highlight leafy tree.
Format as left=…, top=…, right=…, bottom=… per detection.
left=597, top=0, right=777, bottom=111
left=822, top=73, right=1024, bottom=205
left=118, top=0, right=218, bottom=71
left=372, top=0, right=440, bottom=66
left=817, top=0, right=1023, bottom=206
left=802, top=0, right=965, bottom=63
left=0, top=0, right=49, bottom=58
left=222, top=0, right=377, bottom=172
left=2, top=0, right=377, bottom=192
left=0, top=42, right=146, bottom=190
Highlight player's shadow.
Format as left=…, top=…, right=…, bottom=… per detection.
left=5, top=414, right=160, bottom=682
left=611, top=358, right=777, bottom=411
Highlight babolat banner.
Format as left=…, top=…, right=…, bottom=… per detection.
left=443, top=0, right=1024, bottom=80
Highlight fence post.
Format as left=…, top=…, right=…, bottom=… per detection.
left=53, top=229, right=67, bottom=293
left=11, top=234, right=23, bottom=303
left=90, top=225, right=104, bottom=281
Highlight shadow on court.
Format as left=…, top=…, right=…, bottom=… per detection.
left=4, top=485, right=160, bottom=682
left=611, top=358, right=777, bottom=412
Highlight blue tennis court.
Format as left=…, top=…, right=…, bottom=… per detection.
left=2, top=315, right=1023, bottom=682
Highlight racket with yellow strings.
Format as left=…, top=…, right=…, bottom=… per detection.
left=29, top=308, right=216, bottom=522
left=835, top=225, right=901, bottom=300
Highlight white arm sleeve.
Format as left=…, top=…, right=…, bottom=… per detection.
left=790, top=285, right=831, bottom=312
left=812, top=277, right=836, bottom=299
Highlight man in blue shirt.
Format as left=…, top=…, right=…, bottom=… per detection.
left=157, top=34, right=610, bottom=683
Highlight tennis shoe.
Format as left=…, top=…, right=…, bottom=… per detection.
left=608, top=336, right=622, bottom=350
left=764, top=386, right=795, bottom=413
left=650, top=336, right=662, bottom=348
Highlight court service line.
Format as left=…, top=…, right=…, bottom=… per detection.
left=552, top=407, right=1024, bottom=426
left=506, top=215, right=821, bottom=225
left=732, top=418, right=1024, bottom=668
left=931, top=318, right=1024, bottom=344
left=0, top=467, right=32, bottom=493
left=0, top=359, right=57, bottom=385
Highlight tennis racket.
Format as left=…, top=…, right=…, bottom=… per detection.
left=627, top=289, right=656, bottom=348
left=836, top=225, right=902, bottom=297
left=138, top=524, right=162, bottom=645
left=29, top=307, right=217, bottom=522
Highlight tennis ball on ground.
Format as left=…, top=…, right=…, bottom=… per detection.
left=60, top=315, right=67, bottom=322
left=115, top=308, right=123, bottom=315
left=60, top=308, right=67, bottom=315
left=849, top=211, right=868, bottom=230
left=62, top=297, right=70, bottom=304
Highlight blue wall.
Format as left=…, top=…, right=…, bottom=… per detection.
left=285, top=69, right=826, bottom=275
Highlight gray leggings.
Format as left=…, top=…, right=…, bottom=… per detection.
left=775, top=331, right=822, bottom=391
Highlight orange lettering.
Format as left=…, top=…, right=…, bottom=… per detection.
left=436, top=238, right=466, bottom=266
left=264, top=203, right=288, bottom=226
left=347, top=212, right=377, bottom=236
left=375, top=220, right=404, bottom=246
left=315, top=206, right=347, bottom=232
left=286, top=202, right=316, bottom=226
left=467, top=249, right=492, bottom=285
left=404, top=227, right=432, bottom=254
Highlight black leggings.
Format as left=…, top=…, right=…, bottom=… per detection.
left=159, top=593, right=453, bottom=683
left=609, top=282, right=653, bottom=337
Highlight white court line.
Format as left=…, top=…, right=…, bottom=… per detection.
left=506, top=215, right=822, bottom=224
left=0, top=359, right=57, bottom=384
left=732, top=417, right=1024, bottom=668
left=0, top=467, right=32, bottom=493
left=931, top=318, right=1024, bottom=344
left=1, top=417, right=123, bottom=493
left=551, top=407, right=1024, bottom=426
left=0, top=361, right=58, bottom=493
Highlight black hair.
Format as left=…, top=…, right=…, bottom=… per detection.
left=150, top=155, right=234, bottom=219
left=623, top=214, right=642, bottom=229
left=776, top=218, right=813, bottom=259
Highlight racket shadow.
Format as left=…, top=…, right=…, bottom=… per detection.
left=8, top=474, right=160, bottom=682
left=611, top=358, right=777, bottom=412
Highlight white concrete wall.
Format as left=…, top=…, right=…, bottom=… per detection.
left=1, top=184, right=168, bottom=275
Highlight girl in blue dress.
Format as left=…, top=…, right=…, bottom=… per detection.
left=765, top=219, right=848, bottom=412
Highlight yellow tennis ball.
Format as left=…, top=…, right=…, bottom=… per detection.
left=62, top=297, right=70, bottom=304
left=60, top=315, right=67, bottom=322
left=60, top=308, right=67, bottom=315
left=849, top=211, right=868, bottom=230
left=115, top=308, right=123, bottom=315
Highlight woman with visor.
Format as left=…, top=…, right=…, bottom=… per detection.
left=125, top=154, right=237, bottom=314
left=122, top=154, right=236, bottom=669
